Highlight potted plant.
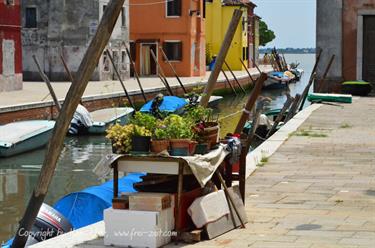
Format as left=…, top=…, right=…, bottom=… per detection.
left=163, top=115, right=194, bottom=156
left=106, top=123, right=134, bottom=154
left=131, top=125, right=152, bottom=153
left=151, top=124, right=170, bottom=153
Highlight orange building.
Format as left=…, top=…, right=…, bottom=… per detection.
left=129, top=0, right=206, bottom=77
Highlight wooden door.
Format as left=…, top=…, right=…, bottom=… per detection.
left=363, top=16, right=375, bottom=90
left=140, top=43, right=157, bottom=76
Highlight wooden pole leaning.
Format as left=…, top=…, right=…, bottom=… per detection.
left=224, top=60, right=246, bottom=93
left=11, top=1, right=126, bottom=247
left=32, top=55, right=62, bottom=112
left=200, top=9, right=243, bottom=107
left=125, top=46, right=147, bottom=103
left=222, top=69, right=238, bottom=95
left=317, top=54, right=335, bottom=93
left=285, top=94, right=302, bottom=123
left=239, top=58, right=255, bottom=85
left=234, top=73, right=267, bottom=134
left=215, top=170, right=246, bottom=229
left=150, top=49, right=174, bottom=96
left=266, top=94, right=293, bottom=138
left=298, top=49, right=323, bottom=111
left=106, top=49, right=135, bottom=109
left=159, top=46, right=187, bottom=94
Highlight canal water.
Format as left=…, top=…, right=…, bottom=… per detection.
left=0, top=54, right=315, bottom=243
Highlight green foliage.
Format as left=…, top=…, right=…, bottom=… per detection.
left=130, top=112, right=157, bottom=131
left=184, top=105, right=212, bottom=124
left=163, top=114, right=194, bottom=139
left=259, top=20, right=276, bottom=47
left=340, top=123, right=352, bottom=129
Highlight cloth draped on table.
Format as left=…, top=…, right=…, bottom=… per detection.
left=93, top=144, right=230, bottom=187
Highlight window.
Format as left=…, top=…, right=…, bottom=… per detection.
left=25, top=7, right=37, bottom=28
left=163, top=41, right=182, bottom=61
left=166, top=0, right=181, bottom=17
left=130, top=42, right=136, bottom=61
left=121, top=7, right=126, bottom=27
left=242, top=47, right=249, bottom=61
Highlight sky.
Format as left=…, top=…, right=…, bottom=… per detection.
left=252, top=0, right=316, bottom=48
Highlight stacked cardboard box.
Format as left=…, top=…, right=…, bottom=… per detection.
left=104, top=193, right=175, bottom=248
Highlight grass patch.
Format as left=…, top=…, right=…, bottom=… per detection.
left=340, top=123, right=352, bottom=129
left=257, top=153, right=269, bottom=167
left=292, top=128, right=328, bottom=138
left=335, top=199, right=344, bottom=204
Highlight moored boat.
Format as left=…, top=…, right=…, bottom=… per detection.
left=264, top=71, right=295, bottom=90
left=88, top=107, right=135, bottom=134
left=0, top=120, right=55, bottom=157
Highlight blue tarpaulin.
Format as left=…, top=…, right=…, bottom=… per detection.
left=53, top=173, right=144, bottom=229
left=140, top=96, right=187, bottom=113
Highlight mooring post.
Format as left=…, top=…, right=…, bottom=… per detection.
left=11, top=1, right=126, bottom=247
left=32, top=55, right=62, bottom=112
left=200, top=9, right=243, bottom=107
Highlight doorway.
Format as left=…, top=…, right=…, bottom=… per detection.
left=363, top=15, right=375, bottom=90
left=140, top=43, right=157, bottom=76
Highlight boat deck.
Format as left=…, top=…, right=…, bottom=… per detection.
left=90, top=108, right=133, bottom=123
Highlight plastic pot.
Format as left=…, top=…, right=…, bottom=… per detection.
left=170, top=139, right=191, bottom=156
left=131, top=136, right=151, bottom=152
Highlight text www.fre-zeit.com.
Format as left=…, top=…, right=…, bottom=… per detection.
left=111, top=229, right=177, bottom=239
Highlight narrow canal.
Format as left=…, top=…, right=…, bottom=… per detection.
left=0, top=54, right=315, bottom=243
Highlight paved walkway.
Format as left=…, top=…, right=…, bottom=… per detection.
left=0, top=67, right=270, bottom=110
left=170, top=97, right=375, bottom=248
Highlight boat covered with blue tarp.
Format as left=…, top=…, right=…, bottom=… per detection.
left=53, top=173, right=144, bottom=229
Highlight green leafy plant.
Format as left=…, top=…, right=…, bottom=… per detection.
left=163, top=114, right=194, bottom=140
left=106, top=123, right=151, bottom=154
left=184, top=105, right=212, bottom=124
left=130, top=112, right=157, bottom=131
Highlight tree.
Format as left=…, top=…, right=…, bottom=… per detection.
left=259, top=20, right=275, bottom=46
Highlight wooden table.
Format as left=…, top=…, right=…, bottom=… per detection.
left=111, top=155, right=192, bottom=235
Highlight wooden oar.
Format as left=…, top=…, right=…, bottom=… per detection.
left=224, top=60, right=246, bottom=93
left=124, top=46, right=147, bottom=103
left=266, top=94, right=293, bottom=138
left=159, top=47, right=187, bottom=94
left=32, top=55, right=62, bottom=112
left=298, top=49, right=323, bottom=111
left=11, top=1, right=125, bottom=247
left=222, top=69, right=238, bottom=95
left=150, top=49, right=174, bottom=96
left=234, top=73, right=267, bottom=134
left=317, top=54, right=335, bottom=93
left=105, top=49, right=136, bottom=109
left=239, top=58, right=255, bottom=85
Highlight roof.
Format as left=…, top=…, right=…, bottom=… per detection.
left=222, top=0, right=256, bottom=7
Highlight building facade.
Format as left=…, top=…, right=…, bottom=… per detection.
left=316, top=0, right=375, bottom=92
left=129, top=0, right=206, bottom=77
left=21, top=0, right=130, bottom=81
left=0, top=0, right=22, bottom=92
left=205, top=0, right=257, bottom=71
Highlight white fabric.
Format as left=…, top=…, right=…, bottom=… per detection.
left=73, top=104, right=93, bottom=127
left=187, top=190, right=230, bottom=228
left=180, top=144, right=229, bottom=187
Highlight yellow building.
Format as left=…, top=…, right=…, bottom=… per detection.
left=205, top=0, right=256, bottom=71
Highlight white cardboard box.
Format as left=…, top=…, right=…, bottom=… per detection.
left=104, top=208, right=174, bottom=248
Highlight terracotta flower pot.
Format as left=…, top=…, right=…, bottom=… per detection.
left=202, top=122, right=219, bottom=147
left=151, top=140, right=170, bottom=153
